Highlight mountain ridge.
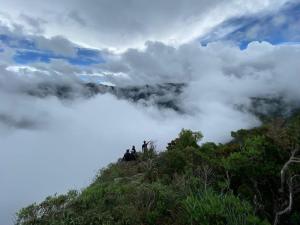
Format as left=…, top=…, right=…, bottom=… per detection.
left=16, top=111, right=300, bottom=225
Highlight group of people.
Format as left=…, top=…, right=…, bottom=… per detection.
left=123, top=141, right=150, bottom=161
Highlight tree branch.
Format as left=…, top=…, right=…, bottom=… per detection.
left=280, top=149, right=299, bottom=191
left=274, top=149, right=300, bottom=225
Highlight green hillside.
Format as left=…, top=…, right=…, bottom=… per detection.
left=16, top=114, right=300, bottom=225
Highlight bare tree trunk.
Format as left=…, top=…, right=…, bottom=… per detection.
left=280, top=149, right=299, bottom=191
left=273, top=148, right=300, bottom=225
left=274, top=181, right=293, bottom=225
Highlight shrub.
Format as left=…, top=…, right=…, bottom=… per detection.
left=183, top=190, right=270, bottom=225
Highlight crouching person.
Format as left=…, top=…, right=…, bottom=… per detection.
left=123, top=149, right=132, bottom=161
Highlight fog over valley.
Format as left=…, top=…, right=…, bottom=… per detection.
left=1, top=0, right=300, bottom=224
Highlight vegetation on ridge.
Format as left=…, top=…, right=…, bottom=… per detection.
left=16, top=114, right=300, bottom=225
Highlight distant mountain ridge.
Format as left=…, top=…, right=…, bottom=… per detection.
left=25, top=82, right=186, bottom=112
left=0, top=80, right=298, bottom=130
left=25, top=81, right=300, bottom=119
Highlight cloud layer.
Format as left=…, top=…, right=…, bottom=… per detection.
left=0, top=0, right=290, bottom=50
left=1, top=40, right=300, bottom=224
left=1, top=37, right=300, bottom=221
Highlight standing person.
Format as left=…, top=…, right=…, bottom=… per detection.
left=142, top=141, right=150, bottom=152
left=131, top=145, right=136, bottom=154
left=131, top=145, right=137, bottom=160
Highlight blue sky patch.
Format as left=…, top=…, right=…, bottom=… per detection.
left=0, top=34, right=35, bottom=49
left=13, top=48, right=105, bottom=65
left=200, top=1, right=300, bottom=49
left=13, top=50, right=51, bottom=64
left=0, top=34, right=105, bottom=65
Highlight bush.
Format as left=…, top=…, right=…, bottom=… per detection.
left=183, top=190, right=270, bottom=225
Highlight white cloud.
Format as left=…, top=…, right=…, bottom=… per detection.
left=105, top=41, right=300, bottom=102
left=0, top=45, right=15, bottom=64
left=18, top=14, right=47, bottom=34
left=34, top=35, right=78, bottom=57
left=0, top=0, right=290, bottom=51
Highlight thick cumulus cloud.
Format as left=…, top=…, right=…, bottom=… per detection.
left=0, top=0, right=290, bottom=50
left=106, top=41, right=300, bottom=104
left=105, top=41, right=300, bottom=137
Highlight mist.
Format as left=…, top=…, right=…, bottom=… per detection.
left=0, top=83, right=258, bottom=225
left=1, top=40, right=300, bottom=224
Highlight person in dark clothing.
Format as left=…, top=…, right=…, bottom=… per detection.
left=131, top=146, right=136, bottom=154
left=123, top=149, right=132, bottom=161
left=131, top=146, right=137, bottom=160
left=142, top=141, right=150, bottom=152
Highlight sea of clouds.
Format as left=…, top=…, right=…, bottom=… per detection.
left=1, top=40, right=300, bottom=224
left=0, top=0, right=300, bottom=222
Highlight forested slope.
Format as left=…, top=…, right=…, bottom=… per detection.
left=16, top=113, right=300, bottom=225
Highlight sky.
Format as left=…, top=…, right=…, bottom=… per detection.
left=0, top=0, right=300, bottom=224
